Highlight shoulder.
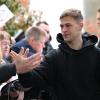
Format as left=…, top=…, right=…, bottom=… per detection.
left=14, top=39, right=26, bottom=47
left=11, top=39, right=26, bottom=53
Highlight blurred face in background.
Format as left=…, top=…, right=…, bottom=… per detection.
left=38, top=23, right=50, bottom=42
left=1, top=38, right=11, bottom=58
left=30, top=36, right=46, bottom=53
left=0, top=31, right=11, bottom=58
left=35, top=37, right=46, bottom=53
left=97, top=12, right=100, bottom=27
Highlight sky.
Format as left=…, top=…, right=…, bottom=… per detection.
left=29, top=0, right=84, bottom=48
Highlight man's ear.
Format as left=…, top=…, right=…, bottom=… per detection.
left=28, top=37, right=34, bottom=45
left=80, top=20, right=83, bottom=28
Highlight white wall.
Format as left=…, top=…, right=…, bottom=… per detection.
left=30, top=0, right=84, bottom=48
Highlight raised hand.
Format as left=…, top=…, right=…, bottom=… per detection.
left=10, top=47, right=43, bottom=74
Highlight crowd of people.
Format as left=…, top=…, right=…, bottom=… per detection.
left=0, top=7, right=100, bottom=100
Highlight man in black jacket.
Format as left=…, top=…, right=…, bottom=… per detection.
left=15, top=8, right=100, bottom=100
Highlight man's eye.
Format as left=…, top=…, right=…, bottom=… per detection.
left=65, top=24, right=71, bottom=27
left=60, top=24, right=71, bottom=28
left=60, top=25, right=63, bottom=28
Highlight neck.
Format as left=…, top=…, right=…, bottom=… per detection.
left=67, top=36, right=83, bottom=50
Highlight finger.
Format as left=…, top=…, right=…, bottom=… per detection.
left=26, top=54, right=42, bottom=67
left=23, top=48, right=29, bottom=57
left=19, top=47, right=25, bottom=55
left=31, top=60, right=42, bottom=68
left=10, top=50, right=18, bottom=60
left=26, top=60, right=41, bottom=71
left=33, top=54, right=43, bottom=62
left=28, top=53, right=43, bottom=62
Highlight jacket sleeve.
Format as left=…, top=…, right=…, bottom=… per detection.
left=0, top=63, right=16, bottom=83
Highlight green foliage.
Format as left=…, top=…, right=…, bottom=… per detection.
left=0, top=0, right=21, bottom=35
left=0, top=0, right=21, bottom=13
left=0, top=0, right=42, bottom=36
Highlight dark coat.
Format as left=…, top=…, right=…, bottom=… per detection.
left=43, top=41, right=53, bottom=55
left=11, top=38, right=36, bottom=56
left=0, top=63, right=16, bottom=83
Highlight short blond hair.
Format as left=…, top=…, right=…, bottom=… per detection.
left=25, top=26, right=46, bottom=40
left=60, top=8, right=83, bottom=21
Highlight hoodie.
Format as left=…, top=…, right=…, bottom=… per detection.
left=19, top=33, right=100, bottom=100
